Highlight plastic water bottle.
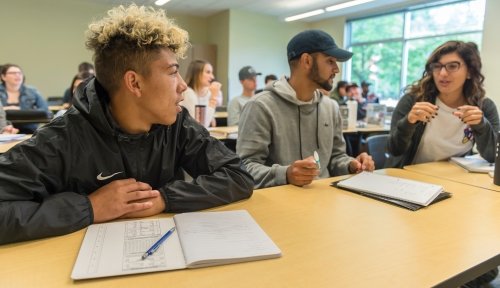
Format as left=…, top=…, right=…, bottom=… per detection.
left=347, top=99, right=357, bottom=129
left=494, top=132, right=500, bottom=185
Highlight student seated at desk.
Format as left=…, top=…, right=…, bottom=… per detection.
left=0, top=4, right=253, bottom=245
left=0, top=64, right=52, bottom=133
left=227, top=65, right=261, bottom=126
left=181, top=59, right=223, bottom=128
left=237, top=29, right=374, bottom=189
left=62, top=61, right=94, bottom=109
left=55, top=71, right=94, bottom=118
left=386, top=40, right=499, bottom=168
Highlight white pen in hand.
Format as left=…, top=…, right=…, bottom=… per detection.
left=314, top=151, right=321, bottom=170
left=142, top=226, right=176, bottom=260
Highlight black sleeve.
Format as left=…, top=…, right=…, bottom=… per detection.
left=0, top=131, right=92, bottom=245
left=387, top=94, right=420, bottom=156
left=159, top=113, right=254, bottom=213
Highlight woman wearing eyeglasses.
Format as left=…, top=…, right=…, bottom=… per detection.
left=386, top=41, right=499, bottom=169
left=0, top=64, right=51, bottom=133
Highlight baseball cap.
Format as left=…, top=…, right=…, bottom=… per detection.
left=346, top=82, right=359, bottom=91
left=361, top=81, right=371, bottom=87
left=239, top=66, right=261, bottom=80
left=287, top=29, right=353, bottom=62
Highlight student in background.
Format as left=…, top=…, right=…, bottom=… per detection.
left=361, top=80, right=379, bottom=104
left=255, top=74, right=277, bottom=94
left=62, top=62, right=95, bottom=108
left=387, top=40, right=499, bottom=169
left=330, top=80, right=348, bottom=105
left=0, top=64, right=51, bottom=133
left=0, top=103, right=19, bottom=134
left=54, top=70, right=94, bottom=117
left=181, top=59, right=222, bottom=127
left=227, top=66, right=261, bottom=126
left=237, top=29, right=374, bottom=189
left=0, top=4, right=253, bottom=245
left=346, top=82, right=366, bottom=120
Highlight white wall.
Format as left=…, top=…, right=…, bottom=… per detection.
left=227, top=10, right=307, bottom=100
left=481, top=0, right=500, bottom=111
left=0, top=0, right=212, bottom=98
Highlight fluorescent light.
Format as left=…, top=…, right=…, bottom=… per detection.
left=154, top=0, right=171, bottom=6
left=285, top=9, right=325, bottom=22
left=326, top=0, right=375, bottom=12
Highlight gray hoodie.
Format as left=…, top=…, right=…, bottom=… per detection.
left=237, top=77, right=354, bottom=188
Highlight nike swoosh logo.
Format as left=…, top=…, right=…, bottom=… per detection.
left=96, top=171, right=123, bottom=181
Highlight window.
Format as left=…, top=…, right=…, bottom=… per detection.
left=345, top=0, right=485, bottom=106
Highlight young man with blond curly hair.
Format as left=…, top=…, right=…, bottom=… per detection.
left=0, top=5, right=253, bottom=245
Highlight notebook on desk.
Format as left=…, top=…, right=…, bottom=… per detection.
left=71, top=210, right=281, bottom=280
left=450, top=155, right=494, bottom=173
left=331, top=172, right=451, bottom=211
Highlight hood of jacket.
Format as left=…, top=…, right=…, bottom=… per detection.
left=265, top=77, right=322, bottom=110
left=263, top=77, right=324, bottom=159
left=72, top=77, right=154, bottom=141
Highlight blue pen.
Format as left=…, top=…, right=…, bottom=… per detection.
left=313, top=150, right=321, bottom=170
left=141, top=226, right=176, bottom=260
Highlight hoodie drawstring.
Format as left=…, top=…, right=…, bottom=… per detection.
left=297, top=103, right=320, bottom=160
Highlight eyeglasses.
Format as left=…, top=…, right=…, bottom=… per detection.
left=429, top=61, right=462, bottom=73
left=5, top=71, right=23, bottom=76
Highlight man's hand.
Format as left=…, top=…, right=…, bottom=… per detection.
left=286, top=156, right=319, bottom=187
left=348, top=152, right=375, bottom=173
left=88, top=178, right=164, bottom=223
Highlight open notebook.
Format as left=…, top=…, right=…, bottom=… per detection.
left=332, top=172, right=451, bottom=211
left=71, top=210, right=281, bottom=280
left=450, top=155, right=494, bottom=173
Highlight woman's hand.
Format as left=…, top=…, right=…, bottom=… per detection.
left=453, top=105, right=483, bottom=126
left=208, top=81, right=222, bottom=108
left=407, top=102, right=438, bottom=124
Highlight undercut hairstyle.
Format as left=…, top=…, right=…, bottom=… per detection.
left=85, top=4, right=190, bottom=95
left=406, top=40, right=485, bottom=106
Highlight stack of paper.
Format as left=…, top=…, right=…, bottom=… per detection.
left=450, top=155, right=494, bottom=173
left=333, top=172, right=450, bottom=210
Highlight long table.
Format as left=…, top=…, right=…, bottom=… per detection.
left=1, top=169, right=500, bottom=287
left=404, top=161, right=500, bottom=192
left=0, top=134, right=31, bottom=153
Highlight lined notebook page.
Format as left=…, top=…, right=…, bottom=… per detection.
left=337, top=172, right=443, bottom=206
left=174, top=210, right=281, bottom=268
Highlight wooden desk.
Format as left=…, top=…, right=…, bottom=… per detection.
left=1, top=169, right=499, bottom=287
left=342, top=124, right=390, bottom=134
left=404, top=161, right=500, bottom=192
left=214, top=111, right=228, bottom=118
left=0, top=134, right=31, bottom=153
left=206, top=124, right=388, bottom=141
left=49, top=105, right=65, bottom=112
left=208, top=126, right=238, bottom=140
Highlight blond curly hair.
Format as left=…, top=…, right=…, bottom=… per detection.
left=85, top=4, right=190, bottom=95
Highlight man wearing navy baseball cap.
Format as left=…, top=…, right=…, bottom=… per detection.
left=287, top=29, right=353, bottom=62
left=238, top=29, right=374, bottom=189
